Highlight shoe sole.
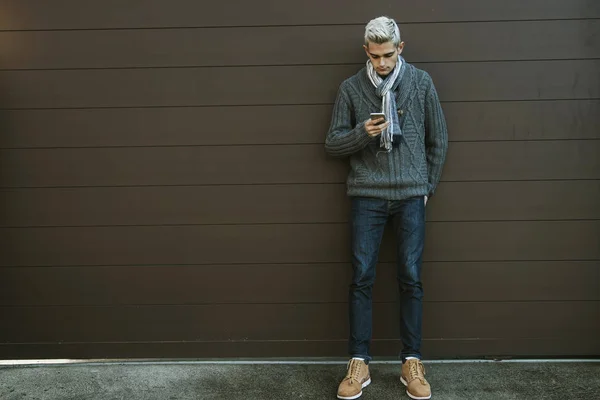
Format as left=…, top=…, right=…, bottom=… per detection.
left=336, top=378, right=371, bottom=400
left=400, top=376, right=431, bottom=400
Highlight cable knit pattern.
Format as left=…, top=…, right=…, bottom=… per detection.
left=325, top=60, right=448, bottom=200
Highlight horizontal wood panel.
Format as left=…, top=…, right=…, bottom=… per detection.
left=2, top=100, right=599, bottom=149
left=1, top=221, right=598, bottom=266
left=429, top=181, right=600, bottom=221
left=0, top=144, right=347, bottom=187
left=2, top=20, right=598, bottom=69
left=2, top=337, right=598, bottom=360
left=441, top=140, right=600, bottom=182
left=1, top=141, right=598, bottom=188
left=1, top=261, right=597, bottom=306
left=1, top=61, right=598, bottom=109
left=1, top=302, right=597, bottom=343
left=443, top=100, right=600, bottom=142
left=1, top=181, right=598, bottom=227
left=1, top=1, right=597, bottom=30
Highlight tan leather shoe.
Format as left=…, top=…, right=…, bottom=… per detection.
left=400, top=359, right=431, bottom=399
left=337, top=358, right=371, bottom=399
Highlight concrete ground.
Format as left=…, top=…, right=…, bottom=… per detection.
left=1, top=360, right=599, bottom=400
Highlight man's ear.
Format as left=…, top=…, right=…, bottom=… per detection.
left=397, top=41, right=405, bottom=55
left=363, top=44, right=370, bottom=57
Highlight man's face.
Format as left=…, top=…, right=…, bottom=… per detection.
left=363, top=41, right=404, bottom=77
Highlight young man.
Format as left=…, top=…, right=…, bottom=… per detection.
left=325, top=16, right=448, bottom=400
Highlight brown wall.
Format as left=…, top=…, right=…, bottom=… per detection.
left=0, top=0, right=599, bottom=360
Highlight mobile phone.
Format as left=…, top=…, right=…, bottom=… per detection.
left=370, top=112, right=386, bottom=125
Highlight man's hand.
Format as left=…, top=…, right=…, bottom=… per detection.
left=424, top=196, right=428, bottom=206
left=365, top=117, right=390, bottom=137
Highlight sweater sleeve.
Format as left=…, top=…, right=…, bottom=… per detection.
left=325, top=82, right=373, bottom=157
left=424, top=74, right=449, bottom=197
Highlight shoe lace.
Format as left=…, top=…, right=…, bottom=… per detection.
left=409, top=360, right=426, bottom=384
left=347, top=359, right=363, bottom=384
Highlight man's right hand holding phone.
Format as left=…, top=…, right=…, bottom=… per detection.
left=366, top=113, right=390, bottom=137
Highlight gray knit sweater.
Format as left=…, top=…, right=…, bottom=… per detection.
left=325, top=60, right=448, bottom=200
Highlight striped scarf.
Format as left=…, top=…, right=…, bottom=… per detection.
left=366, top=58, right=403, bottom=152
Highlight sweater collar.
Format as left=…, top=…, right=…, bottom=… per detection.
left=359, top=56, right=413, bottom=109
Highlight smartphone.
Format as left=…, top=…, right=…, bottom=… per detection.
left=370, top=112, right=386, bottom=125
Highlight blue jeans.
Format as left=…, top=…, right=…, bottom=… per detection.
left=348, top=196, right=425, bottom=363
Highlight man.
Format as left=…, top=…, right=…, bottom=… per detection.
left=325, top=16, right=448, bottom=400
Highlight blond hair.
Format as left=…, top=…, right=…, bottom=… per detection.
left=364, top=16, right=401, bottom=47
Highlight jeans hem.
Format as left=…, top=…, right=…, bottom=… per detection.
left=350, top=354, right=372, bottom=363
left=400, top=353, right=422, bottom=363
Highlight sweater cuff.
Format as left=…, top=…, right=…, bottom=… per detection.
left=354, top=123, right=375, bottom=148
